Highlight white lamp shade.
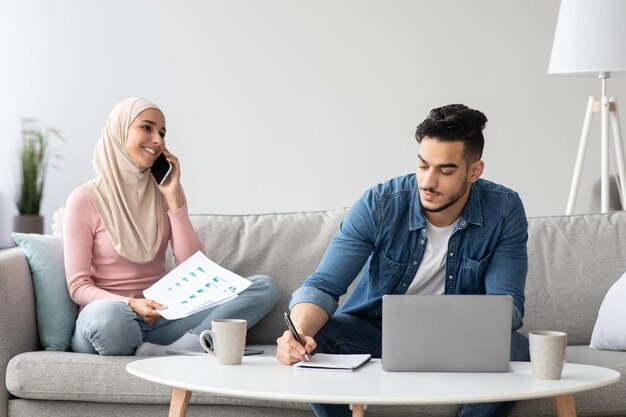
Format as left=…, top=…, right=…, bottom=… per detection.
left=548, top=0, right=626, bottom=76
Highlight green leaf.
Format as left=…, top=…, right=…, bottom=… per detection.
left=16, top=120, right=63, bottom=215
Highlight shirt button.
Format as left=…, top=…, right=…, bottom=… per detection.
left=449, top=252, right=454, bottom=257
left=420, top=240, right=425, bottom=245
left=448, top=275, right=454, bottom=280
left=412, top=260, right=418, bottom=265
left=402, top=283, right=407, bottom=287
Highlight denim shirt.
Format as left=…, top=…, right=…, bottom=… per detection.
left=290, top=174, right=528, bottom=331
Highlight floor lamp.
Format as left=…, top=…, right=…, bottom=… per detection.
left=548, top=0, right=626, bottom=214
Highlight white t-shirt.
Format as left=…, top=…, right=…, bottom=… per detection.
left=406, top=218, right=459, bottom=295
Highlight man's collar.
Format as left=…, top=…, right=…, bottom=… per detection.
left=409, top=187, right=426, bottom=231
left=410, top=182, right=483, bottom=231
left=463, top=183, right=484, bottom=227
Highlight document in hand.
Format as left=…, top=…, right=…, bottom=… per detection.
left=294, top=353, right=372, bottom=372
left=143, top=251, right=251, bottom=320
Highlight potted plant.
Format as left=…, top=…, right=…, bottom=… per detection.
left=14, top=119, right=63, bottom=235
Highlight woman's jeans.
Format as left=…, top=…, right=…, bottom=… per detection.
left=71, top=275, right=278, bottom=355
left=309, top=313, right=531, bottom=417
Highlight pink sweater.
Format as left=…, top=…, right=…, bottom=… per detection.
left=63, top=186, right=204, bottom=308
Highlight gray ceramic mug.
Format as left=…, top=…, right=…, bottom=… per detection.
left=529, top=330, right=568, bottom=380
left=199, top=319, right=247, bottom=365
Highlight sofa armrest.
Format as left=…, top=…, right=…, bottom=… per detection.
left=0, top=248, right=40, bottom=415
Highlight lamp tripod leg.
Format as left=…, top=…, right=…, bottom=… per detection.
left=609, top=97, right=626, bottom=210
left=601, top=96, right=611, bottom=213
left=566, top=97, right=596, bottom=215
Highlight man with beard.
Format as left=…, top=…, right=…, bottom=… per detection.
left=276, top=104, right=530, bottom=417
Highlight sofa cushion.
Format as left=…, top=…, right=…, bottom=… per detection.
left=4, top=350, right=463, bottom=416
left=522, top=212, right=626, bottom=345
left=11, top=233, right=78, bottom=351
left=590, top=270, right=626, bottom=350
left=6, top=350, right=293, bottom=405
left=9, top=349, right=622, bottom=417
left=563, top=346, right=626, bottom=415
left=173, top=209, right=349, bottom=345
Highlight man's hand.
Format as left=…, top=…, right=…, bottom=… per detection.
left=128, top=298, right=166, bottom=325
left=275, top=303, right=328, bottom=365
left=276, top=329, right=316, bottom=365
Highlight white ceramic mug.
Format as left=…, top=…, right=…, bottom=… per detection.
left=529, top=330, right=568, bottom=380
left=199, top=319, right=247, bottom=365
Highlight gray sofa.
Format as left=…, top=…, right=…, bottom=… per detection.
left=2, top=208, right=625, bottom=417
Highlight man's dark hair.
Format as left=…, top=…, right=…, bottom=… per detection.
left=415, top=104, right=487, bottom=162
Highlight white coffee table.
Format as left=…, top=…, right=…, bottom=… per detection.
left=126, top=355, right=620, bottom=417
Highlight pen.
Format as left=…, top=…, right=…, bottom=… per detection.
left=283, top=311, right=311, bottom=362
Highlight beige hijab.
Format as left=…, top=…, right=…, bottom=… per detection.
left=84, top=98, right=165, bottom=264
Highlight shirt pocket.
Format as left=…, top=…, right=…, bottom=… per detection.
left=460, top=252, right=492, bottom=291
left=368, top=249, right=405, bottom=293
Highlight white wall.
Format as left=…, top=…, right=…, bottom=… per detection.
left=1, top=0, right=625, bottom=246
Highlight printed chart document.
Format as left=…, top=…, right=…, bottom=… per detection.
left=143, top=251, right=251, bottom=320
left=294, top=353, right=372, bottom=372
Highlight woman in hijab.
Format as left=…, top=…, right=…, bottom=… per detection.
left=64, top=98, right=278, bottom=356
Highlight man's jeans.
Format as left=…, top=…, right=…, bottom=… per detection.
left=71, top=275, right=277, bottom=355
left=309, top=313, right=530, bottom=417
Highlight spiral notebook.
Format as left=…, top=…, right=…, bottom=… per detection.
left=294, top=353, right=372, bottom=372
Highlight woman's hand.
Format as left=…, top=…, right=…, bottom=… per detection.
left=156, top=149, right=184, bottom=211
left=128, top=298, right=167, bottom=325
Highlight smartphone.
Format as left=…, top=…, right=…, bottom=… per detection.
left=150, top=153, right=172, bottom=186
left=166, top=348, right=265, bottom=356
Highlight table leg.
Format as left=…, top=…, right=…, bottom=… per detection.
left=168, top=388, right=192, bottom=417
left=553, top=394, right=576, bottom=417
left=350, top=404, right=366, bottom=417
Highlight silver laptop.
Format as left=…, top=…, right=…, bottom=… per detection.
left=382, top=294, right=512, bottom=372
